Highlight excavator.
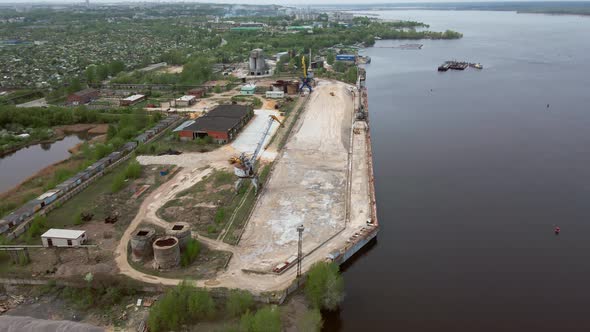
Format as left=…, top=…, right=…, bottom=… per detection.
left=230, top=115, right=283, bottom=194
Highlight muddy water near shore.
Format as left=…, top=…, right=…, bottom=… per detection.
left=0, top=135, right=84, bottom=193
left=324, top=10, right=590, bottom=332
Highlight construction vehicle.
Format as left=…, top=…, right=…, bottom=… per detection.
left=299, top=55, right=313, bottom=93
left=230, top=115, right=284, bottom=194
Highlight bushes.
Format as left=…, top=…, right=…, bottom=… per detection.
left=305, top=262, right=344, bottom=311
left=148, top=282, right=215, bottom=332
left=124, top=160, right=142, bottom=179
left=24, top=215, right=47, bottom=243
left=226, top=290, right=254, bottom=317
left=239, top=306, right=281, bottom=332
left=111, top=173, right=127, bottom=193
left=180, top=238, right=201, bottom=267
left=93, top=143, right=114, bottom=160
left=297, top=308, right=323, bottom=332
left=111, top=161, right=142, bottom=192
left=62, top=284, right=134, bottom=310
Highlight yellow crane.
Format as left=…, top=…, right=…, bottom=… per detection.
left=299, top=55, right=313, bottom=92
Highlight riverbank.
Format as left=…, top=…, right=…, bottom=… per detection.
left=0, top=124, right=109, bottom=158
left=0, top=154, right=87, bottom=216
left=0, top=124, right=109, bottom=216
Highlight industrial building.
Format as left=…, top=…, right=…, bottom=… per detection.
left=174, top=104, right=253, bottom=144
left=187, top=88, right=206, bottom=98
left=66, top=88, right=99, bottom=105
left=249, top=49, right=269, bottom=76
left=241, top=84, right=256, bottom=95
left=41, top=229, right=87, bottom=247
left=175, top=95, right=197, bottom=107
left=120, top=94, right=146, bottom=107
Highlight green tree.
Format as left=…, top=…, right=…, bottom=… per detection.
left=96, top=65, right=110, bottom=81
left=226, top=290, right=254, bottom=317
left=180, top=238, right=201, bottom=267
left=106, top=124, right=118, bottom=140
left=85, top=66, right=97, bottom=83
left=66, top=78, right=82, bottom=94
left=180, top=57, right=213, bottom=85
left=297, top=308, right=323, bottom=332
left=108, top=60, right=125, bottom=76
left=326, top=52, right=335, bottom=65
left=239, top=306, right=281, bottom=332
left=305, top=262, right=344, bottom=311
left=24, top=215, right=47, bottom=243
left=148, top=282, right=215, bottom=332
left=333, top=61, right=347, bottom=73
left=124, top=160, right=142, bottom=179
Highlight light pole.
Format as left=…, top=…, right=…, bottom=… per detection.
left=297, top=224, right=304, bottom=283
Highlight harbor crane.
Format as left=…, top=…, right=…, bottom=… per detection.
left=230, top=115, right=283, bottom=194
left=299, top=55, right=313, bottom=93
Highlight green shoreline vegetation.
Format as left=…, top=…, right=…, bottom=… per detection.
left=0, top=106, right=161, bottom=218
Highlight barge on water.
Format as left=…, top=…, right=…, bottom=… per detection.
left=438, top=60, right=482, bottom=71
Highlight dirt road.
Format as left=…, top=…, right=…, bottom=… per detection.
left=114, top=81, right=372, bottom=294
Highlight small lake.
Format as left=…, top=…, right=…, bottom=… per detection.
left=0, top=135, right=84, bottom=193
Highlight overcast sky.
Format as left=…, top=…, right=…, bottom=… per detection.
left=0, top=0, right=583, bottom=4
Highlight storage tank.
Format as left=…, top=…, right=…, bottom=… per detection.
left=130, top=227, right=156, bottom=261
left=165, top=222, right=191, bottom=250
left=153, top=236, right=180, bottom=269
left=249, top=49, right=267, bottom=76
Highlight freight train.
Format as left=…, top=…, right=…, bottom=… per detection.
left=0, top=115, right=182, bottom=235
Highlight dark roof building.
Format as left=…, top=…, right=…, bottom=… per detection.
left=176, top=105, right=253, bottom=144
left=66, top=88, right=99, bottom=105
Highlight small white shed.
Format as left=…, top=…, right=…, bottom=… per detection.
left=266, top=91, right=284, bottom=99
left=41, top=229, right=87, bottom=247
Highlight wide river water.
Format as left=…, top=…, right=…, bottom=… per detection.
left=324, top=10, right=590, bottom=331
left=0, top=135, right=83, bottom=193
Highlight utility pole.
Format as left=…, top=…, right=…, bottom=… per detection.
left=297, top=224, right=304, bottom=283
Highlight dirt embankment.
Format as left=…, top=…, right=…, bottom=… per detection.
left=54, top=124, right=108, bottom=137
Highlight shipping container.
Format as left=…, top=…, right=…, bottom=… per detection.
left=335, top=54, right=356, bottom=62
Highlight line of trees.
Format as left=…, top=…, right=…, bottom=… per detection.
left=85, top=61, right=126, bottom=83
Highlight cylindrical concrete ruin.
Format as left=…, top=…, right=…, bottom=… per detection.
left=153, top=236, right=180, bottom=269
left=130, top=228, right=156, bottom=261
left=165, top=222, right=191, bottom=250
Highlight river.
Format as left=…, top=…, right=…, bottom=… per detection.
left=325, top=10, right=590, bottom=331
left=0, top=135, right=84, bottom=193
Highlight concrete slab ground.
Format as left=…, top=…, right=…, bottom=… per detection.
left=231, top=109, right=282, bottom=161
left=16, top=98, right=47, bottom=108
left=237, top=82, right=353, bottom=271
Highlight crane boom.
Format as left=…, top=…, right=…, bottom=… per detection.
left=302, top=56, right=307, bottom=79
left=230, top=115, right=283, bottom=194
